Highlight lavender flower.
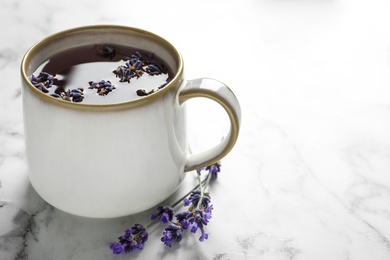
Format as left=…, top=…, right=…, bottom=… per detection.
left=109, top=162, right=221, bottom=254
left=206, top=161, right=221, bottom=179
left=151, top=206, right=174, bottom=224
left=175, top=205, right=213, bottom=242
left=110, top=224, right=148, bottom=254
left=183, top=190, right=211, bottom=208
left=161, top=222, right=183, bottom=247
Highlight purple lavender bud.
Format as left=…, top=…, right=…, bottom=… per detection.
left=71, top=89, right=82, bottom=94
left=88, top=81, right=97, bottom=88
left=72, top=96, right=84, bottom=103
left=146, top=52, right=154, bottom=61
left=30, top=72, right=56, bottom=94
left=118, top=67, right=125, bottom=78
left=135, top=51, right=142, bottom=58
left=183, top=198, right=191, bottom=207
left=110, top=243, right=123, bottom=255
left=102, top=45, right=115, bottom=59
left=175, top=211, right=191, bottom=229
left=181, top=219, right=189, bottom=229
left=199, top=228, right=209, bottom=242
left=111, top=224, right=148, bottom=254
left=161, top=223, right=183, bottom=247
left=147, top=64, right=160, bottom=72
left=70, top=92, right=82, bottom=98
left=133, top=59, right=143, bottom=69
left=161, top=212, right=170, bottom=224
left=202, top=205, right=213, bottom=223
left=189, top=222, right=198, bottom=233
left=150, top=206, right=174, bottom=224
left=206, top=162, right=221, bottom=178
left=184, top=190, right=211, bottom=208
left=148, top=71, right=161, bottom=76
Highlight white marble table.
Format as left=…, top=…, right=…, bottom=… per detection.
left=2, top=0, right=390, bottom=259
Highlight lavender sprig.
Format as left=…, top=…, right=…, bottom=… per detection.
left=110, top=161, right=221, bottom=254
left=206, top=161, right=221, bottom=179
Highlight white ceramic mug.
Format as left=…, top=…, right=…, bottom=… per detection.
left=21, top=25, right=241, bottom=218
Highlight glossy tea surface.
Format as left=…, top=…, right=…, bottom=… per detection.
left=32, top=44, right=172, bottom=104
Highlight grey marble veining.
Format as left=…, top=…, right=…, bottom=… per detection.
left=1, top=0, right=390, bottom=259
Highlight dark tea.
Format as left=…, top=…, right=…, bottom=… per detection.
left=30, top=44, right=173, bottom=104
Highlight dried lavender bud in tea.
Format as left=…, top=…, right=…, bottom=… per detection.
left=88, top=80, right=116, bottom=96
left=95, top=44, right=116, bottom=60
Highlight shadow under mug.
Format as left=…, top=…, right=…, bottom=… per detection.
left=21, top=25, right=241, bottom=218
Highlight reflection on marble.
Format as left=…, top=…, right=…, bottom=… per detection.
left=2, top=0, right=390, bottom=259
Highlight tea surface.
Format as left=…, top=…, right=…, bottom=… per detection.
left=31, top=44, right=172, bottom=104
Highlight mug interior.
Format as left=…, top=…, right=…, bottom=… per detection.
left=21, top=25, right=183, bottom=108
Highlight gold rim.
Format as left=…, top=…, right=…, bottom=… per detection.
left=21, top=25, right=184, bottom=110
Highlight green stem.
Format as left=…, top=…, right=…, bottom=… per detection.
left=146, top=219, right=160, bottom=230
left=196, top=174, right=204, bottom=209
left=203, top=172, right=212, bottom=193
left=196, top=172, right=212, bottom=209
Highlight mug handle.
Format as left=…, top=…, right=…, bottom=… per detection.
left=179, top=78, right=242, bottom=172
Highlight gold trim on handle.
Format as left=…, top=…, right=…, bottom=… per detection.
left=179, top=78, right=241, bottom=171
